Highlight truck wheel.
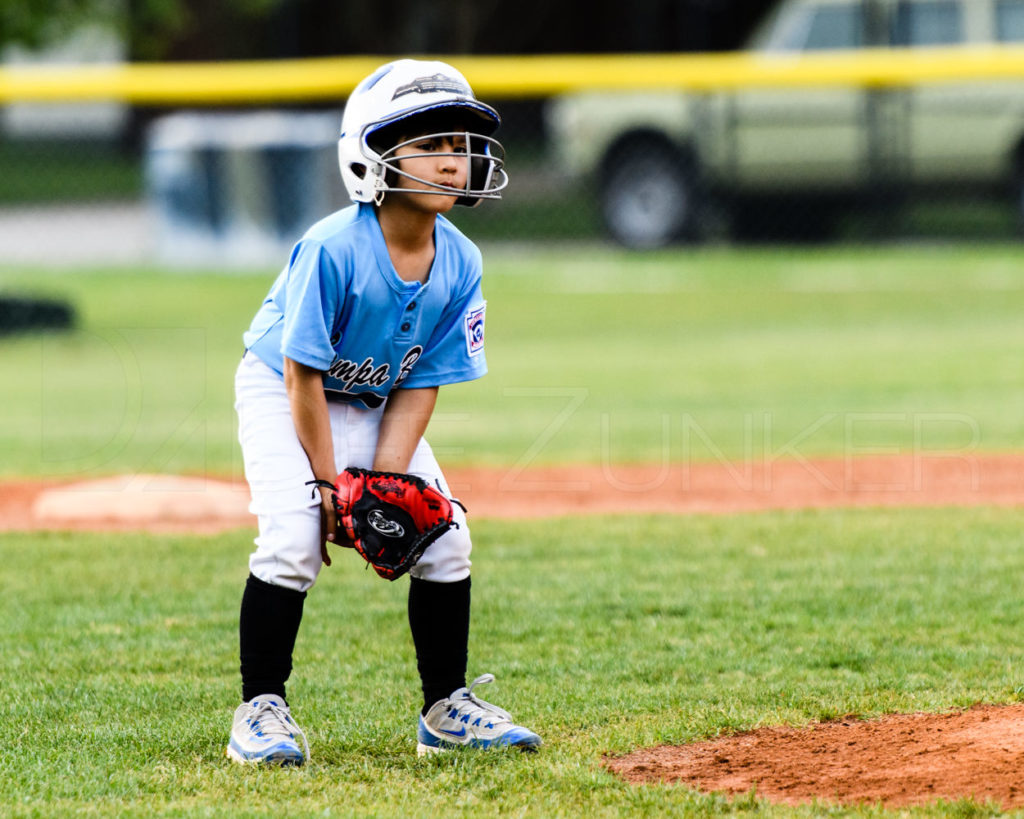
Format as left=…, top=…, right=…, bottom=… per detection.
left=600, top=139, right=699, bottom=249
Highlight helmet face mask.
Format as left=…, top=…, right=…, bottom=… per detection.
left=338, top=60, right=507, bottom=208
left=376, top=130, right=506, bottom=207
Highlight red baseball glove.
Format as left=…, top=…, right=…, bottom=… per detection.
left=310, top=468, right=459, bottom=581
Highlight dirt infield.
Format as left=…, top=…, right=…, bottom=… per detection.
left=606, top=704, right=1024, bottom=810
left=3, top=453, right=1024, bottom=809
left=2, top=453, right=1023, bottom=532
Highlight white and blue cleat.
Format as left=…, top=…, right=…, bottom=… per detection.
left=416, top=673, right=542, bottom=756
left=226, top=694, right=309, bottom=766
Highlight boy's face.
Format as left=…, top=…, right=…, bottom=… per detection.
left=387, top=130, right=470, bottom=213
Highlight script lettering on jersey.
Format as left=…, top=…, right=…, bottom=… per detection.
left=394, top=346, right=423, bottom=386
left=327, top=356, right=391, bottom=391
left=324, top=346, right=423, bottom=408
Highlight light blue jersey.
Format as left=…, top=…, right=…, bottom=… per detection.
left=244, top=202, right=487, bottom=409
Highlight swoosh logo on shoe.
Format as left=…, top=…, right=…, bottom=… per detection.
left=440, top=726, right=467, bottom=738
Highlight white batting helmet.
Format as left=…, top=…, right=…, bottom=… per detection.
left=337, top=59, right=508, bottom=207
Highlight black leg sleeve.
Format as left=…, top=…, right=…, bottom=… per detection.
left=239, top=573, right=307, bottom=704
left=408, top=576, right=471, bottom=713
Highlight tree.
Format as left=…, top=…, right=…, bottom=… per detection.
left=2, top=0, right=779, bottom=62
left=0, top=0, right=120, bottom=50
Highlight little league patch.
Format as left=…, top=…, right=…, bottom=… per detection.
left=465, top=304, right=486, bottom=356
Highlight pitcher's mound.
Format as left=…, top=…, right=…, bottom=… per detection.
left=30, top=474, right=251, bottom=532
left=606, top=703, right=1024, bottom=810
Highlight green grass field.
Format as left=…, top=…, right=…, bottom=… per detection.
left=4, top=508, right=1024, bottom=817
left=1, top=243, right=1022, bottom=478
left=2, top=244, right=1024, bottom=816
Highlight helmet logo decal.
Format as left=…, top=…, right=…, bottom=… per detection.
left=392, top=73, right=470, bottom=100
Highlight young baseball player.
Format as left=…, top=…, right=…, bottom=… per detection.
left=226, top=59, right=541, bottom=765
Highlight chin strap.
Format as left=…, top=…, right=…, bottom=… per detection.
left=372, top=171, right=388, bottom=206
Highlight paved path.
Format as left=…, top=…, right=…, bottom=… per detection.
left=0, top=201, right=155, bottom=266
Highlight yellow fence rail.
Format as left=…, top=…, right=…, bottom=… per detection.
left=6, top=47, right=1024, bottom=104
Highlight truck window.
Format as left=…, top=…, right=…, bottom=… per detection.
left=803, top=5, right=864, bottom=49
left=892, top=1, right=964, bottom=45
left=763, top=3, right=864, bottom=51
left=996, top=0, right=1024, bottom=41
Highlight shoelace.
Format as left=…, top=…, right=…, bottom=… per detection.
left=249, top=700, right=311, bottom=762
left=450, top=673, right=513, bottom=726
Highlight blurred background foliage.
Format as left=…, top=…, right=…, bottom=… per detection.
left=1, top=1, right=777, bottom=59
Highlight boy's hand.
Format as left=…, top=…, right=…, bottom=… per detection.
left=315, top=482, right=337, bottom=566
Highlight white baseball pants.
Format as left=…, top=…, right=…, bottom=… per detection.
left=234, top=351, right=472, bottom=592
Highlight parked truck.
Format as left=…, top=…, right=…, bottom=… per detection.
left=546, top=0, right=1024, bottom=246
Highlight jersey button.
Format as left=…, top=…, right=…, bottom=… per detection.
left=406, top=301, right=417, bottom=310
left=400, top=322, right=411, bottom=332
